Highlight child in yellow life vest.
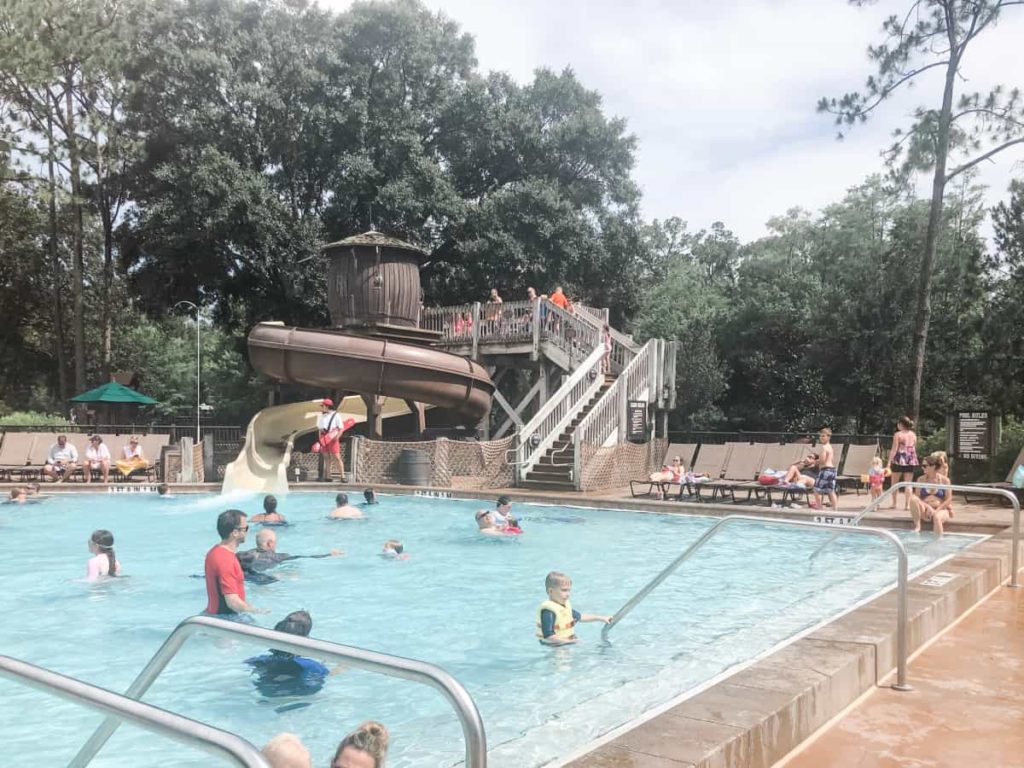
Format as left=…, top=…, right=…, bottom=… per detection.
left=537, top=571, right=611, bottom=646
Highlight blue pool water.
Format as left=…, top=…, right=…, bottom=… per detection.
left=0, top=492, right=979, bottom=767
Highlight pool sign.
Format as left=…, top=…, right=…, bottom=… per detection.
left=107, top=484, right=158, bottom=494
left=949, top=411, right=999, bottom=461
left=626, top=400, right=647, bottom=442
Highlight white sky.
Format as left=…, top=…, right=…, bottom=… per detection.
left=324, top=0, right=1024, bottom=242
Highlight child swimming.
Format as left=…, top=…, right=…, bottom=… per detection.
left=536, top=571, right=610, bottom=646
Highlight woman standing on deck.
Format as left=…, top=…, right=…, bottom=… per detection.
left=887, top=416, right=919, bottom=511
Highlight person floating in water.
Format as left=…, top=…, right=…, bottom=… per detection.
left=237, top=529, right=342, bottom=582
left=381, top=540, right=408, bottom=560
left=245, top=610, right=330, bottom=700
left=536, top=571, right=610, bottom=646
left=251, top=494, right=287, bottom=525
left=329, top=493, right=363, bottom=519
left=86, top=529, right=120, bottom=580
left=6, top=487, right=27, bottom=504
left=362, top=488, right=378, bottom=505
left=204, top=509, right=262, bottom=616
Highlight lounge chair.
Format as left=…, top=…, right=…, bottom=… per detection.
left=697, top=442, right=767, bottom=503
left=967, top=446, right=1024, bottom=501
left=0, top=433, right=37, bottom=482
left=629, top=442, right=697, bottom=498
left=836, top=443, right=877, bottom=494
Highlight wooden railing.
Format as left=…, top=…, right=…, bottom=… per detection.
left=512, top=345, right=607, bottom=479
left=424, top=298, right=601, bottom=367
left=572, top=339, right=660, bottom=488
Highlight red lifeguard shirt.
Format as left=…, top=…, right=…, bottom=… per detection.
left=204, top=544, right=245, bottom=615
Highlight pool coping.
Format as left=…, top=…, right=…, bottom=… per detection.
left=8, top=481, right=1018, bottom=768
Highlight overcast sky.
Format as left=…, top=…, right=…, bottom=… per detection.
left=326, top=0, right=1024, bottom=242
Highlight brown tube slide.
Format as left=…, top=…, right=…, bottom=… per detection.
left=248, top=323, right=493, bottom=425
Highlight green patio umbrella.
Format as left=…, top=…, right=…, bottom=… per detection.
left=69, top=381, right=158, bottom=405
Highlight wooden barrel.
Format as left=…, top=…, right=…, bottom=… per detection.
left=398, top=449, right=431, bottom=486
left=324, top=231, right=426, bottom=329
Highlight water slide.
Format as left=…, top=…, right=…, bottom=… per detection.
left=222, top=323, right=493, bottom=494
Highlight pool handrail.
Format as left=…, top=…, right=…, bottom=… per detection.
left=69, top=615, right=487, bottom=768
left=0, top=655, right=270, bottom=767
left=601, top=514, right=912, bottom=690
left=808, top=482, right=1020, bottom=588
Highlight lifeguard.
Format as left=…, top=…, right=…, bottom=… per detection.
left=314, top=399, right=355, bottom=483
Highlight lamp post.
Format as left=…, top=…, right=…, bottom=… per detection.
left=173, top=301, right=201, bottom=443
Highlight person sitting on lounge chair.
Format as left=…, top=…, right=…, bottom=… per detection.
left=84, top=435, right=111, bottom=484
left=649, top=456, right=684, bottom=499
left=115, top=436, right=150, bottom=478
left=42, top=435, right=79, bottom=482
left=781, top=454, right=818, bottom=488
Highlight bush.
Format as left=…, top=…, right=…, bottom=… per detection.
left=0, top=410, right=72, bottom=427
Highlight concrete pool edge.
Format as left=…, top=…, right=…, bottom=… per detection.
left=560, top=531, right=1017, bottom=768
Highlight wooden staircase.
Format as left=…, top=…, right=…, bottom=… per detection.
left=519, top=375, right=616, bottom=492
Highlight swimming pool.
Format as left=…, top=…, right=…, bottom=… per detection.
left=0, top=492, right=980, bottom=767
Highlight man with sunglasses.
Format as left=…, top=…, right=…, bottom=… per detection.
left=204, top=509, right=261, bottom=616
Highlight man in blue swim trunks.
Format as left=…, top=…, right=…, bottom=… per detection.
left=812, top=428, right=839, bottom=512
left=245, top=610, right=331, bottom=700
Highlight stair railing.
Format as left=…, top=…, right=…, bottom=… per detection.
left=572, top=339, right=659, bottom=489
left=0, top=655, right=269, bottom=767
left=512, top=344, right=606, bottom=480
left=70, top=615, right=487, bottom=768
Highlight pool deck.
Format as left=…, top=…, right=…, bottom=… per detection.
left=775, top=582, right=1024, bottom=768
left=6, top=479, right=1021, bottom=768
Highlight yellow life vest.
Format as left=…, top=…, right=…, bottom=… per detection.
left=536, top=599, right=576, bottom=641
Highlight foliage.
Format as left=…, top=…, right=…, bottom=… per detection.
left=818, top=0, right=1024, bottom=421
left=0, top=411, right=71, bottom=427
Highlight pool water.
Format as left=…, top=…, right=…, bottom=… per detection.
left=0, top=492, right=979, bottom=767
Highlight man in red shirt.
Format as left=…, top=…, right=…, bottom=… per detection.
left=204, top=509, right=259, bottom=616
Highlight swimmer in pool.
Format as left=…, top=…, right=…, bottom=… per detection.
left=329, top=493, right=363, bottom=519
left=6, top=487, right=28, bottom=504
left=157, top=483, right=171, bottom=497
left=362, top=488, right=377, bottom=505
left=487, top=495, right=520, bottom=530
left=251, top=494, right=287, bottom=524
left=237, top=529, right=342, bottom=579
left=475, top=510, right=505, bottom=536
left=86, top=529, right=120, bottom=579
left=381, top=539, right=408, bottom=559
left=537, top=571, right=610, bottom=646
left=245, top=610, right=331, bottom=699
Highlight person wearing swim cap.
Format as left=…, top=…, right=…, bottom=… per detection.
left=245, top=610, right=331, bottom=699
left=237, top=528, right=342, bottom=581
left=251, top=494, right=287, bottom=525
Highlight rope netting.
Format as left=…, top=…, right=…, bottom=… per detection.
left=578, top=437, right=666, bottom=491
left=350, top=436, right=513, bottom=489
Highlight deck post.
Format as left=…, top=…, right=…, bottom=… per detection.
left=471, top=302, right=480, bottom=360
left=531, top=298, right=541, bottom=360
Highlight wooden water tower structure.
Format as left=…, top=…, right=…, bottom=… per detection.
left=324, top=230, right=438, bottom=344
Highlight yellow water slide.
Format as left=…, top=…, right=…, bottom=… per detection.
left=221, top=396, right=412, bottom=495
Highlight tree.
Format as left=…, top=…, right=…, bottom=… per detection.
left=819, top=0, right=1024, bottom=422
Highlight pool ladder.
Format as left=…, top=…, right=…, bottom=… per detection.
left=0, top=615, right=487, bottom=767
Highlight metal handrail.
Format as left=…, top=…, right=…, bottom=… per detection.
left=0, top=655, right=270, bottom=767
left=809, top=482, right=1021, bottom=587
left=70, top=615, right=487, bottom=768
left=601, top=515, right=912, bottom=691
